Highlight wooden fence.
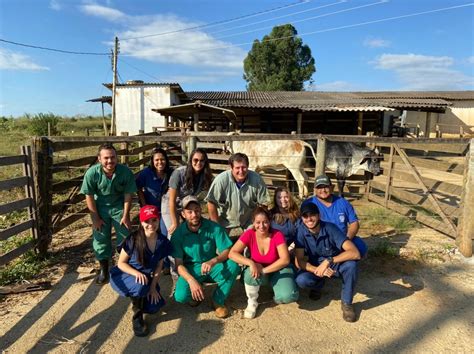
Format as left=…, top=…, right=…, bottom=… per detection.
left=4, top=132, right=470, bottom=264
left=0, top=146, right=39, bottom=266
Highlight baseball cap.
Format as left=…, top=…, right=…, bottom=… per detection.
left=139, top=205, right=160, bottom=222
left=314, top=174, right=331, bottom=187
left=300, top=202, right=320, bottom=216
left=182, top=195, right=200, bottom=209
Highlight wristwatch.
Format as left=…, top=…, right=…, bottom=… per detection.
left=325, top=256, right=334, bottom=265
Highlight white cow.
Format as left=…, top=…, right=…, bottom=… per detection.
left=226, top=135, right=317, bottom=198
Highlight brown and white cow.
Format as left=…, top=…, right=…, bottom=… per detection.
left=226, top=134, right=317, bottom=198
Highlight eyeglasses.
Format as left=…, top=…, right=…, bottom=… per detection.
left=192, top=158, right=205, bottom=163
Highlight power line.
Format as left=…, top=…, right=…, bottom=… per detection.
left=213, top=0, right=386, bottom=41
left=0, top=38, right=109, bottom=56
left=207, top=0, right=345, bottom=37
left=120, top=0, right=313, bottom=41
left=138, top=2, right=472, bottom=54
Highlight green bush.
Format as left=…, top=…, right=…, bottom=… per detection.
left=28, top=113, right=60, bottom=136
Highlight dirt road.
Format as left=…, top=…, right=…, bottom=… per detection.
left=1, top=226, right=473, bottom=353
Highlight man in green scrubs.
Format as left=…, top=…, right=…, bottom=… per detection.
left=171, top=195, right=240, bottom=318
left=80, top=143, right=137, bottom=284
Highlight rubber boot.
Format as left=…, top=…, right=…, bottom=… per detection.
left=131, top=297, right=149, bottom=337
left=96, top=260, right=109, bottom=285
left=244, top=284, right=260, bottom=319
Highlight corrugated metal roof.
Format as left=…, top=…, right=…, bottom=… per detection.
left=182, top=91, right=451, bottom=110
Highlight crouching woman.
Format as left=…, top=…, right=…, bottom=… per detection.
left=229, top=206, right=299, bottom=319
left=110, top=205, right=170, bottom=337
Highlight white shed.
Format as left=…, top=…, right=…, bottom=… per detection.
left=104, top=81, right=186, bottom=135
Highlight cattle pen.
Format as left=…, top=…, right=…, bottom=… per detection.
left=1, top=132, right=472, bottom=268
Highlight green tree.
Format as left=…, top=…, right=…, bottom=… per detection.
left=243, top=24, right=315, bottom=91
left=28, top=112, right=60, bottom=136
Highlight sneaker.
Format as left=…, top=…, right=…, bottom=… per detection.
left=213, top=301, right=230, bottom=319
left=341, top=303, right=356, bottom=322
left=309, top=289, right=321, bottom=301
left=132, top=315, right=149, bottom=337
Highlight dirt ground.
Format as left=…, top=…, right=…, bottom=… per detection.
left=1, top=220, right=473, bottom=353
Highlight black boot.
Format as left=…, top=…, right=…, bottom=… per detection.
left=131, top=297, right=149, bottom=337
left=96, top=260, right=109, bottom=285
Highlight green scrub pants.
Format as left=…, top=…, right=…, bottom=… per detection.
left=174, top=260, right=240, bottom=305
left=243, top=266, right=299, bottom=304
left=92, top=205, right=130, bottom=260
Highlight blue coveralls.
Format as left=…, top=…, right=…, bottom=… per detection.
left=110, top=233, right=170, bottom=314
left=294, top=220, right=358, bottom=305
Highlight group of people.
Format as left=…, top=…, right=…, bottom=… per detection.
left=80, top=143, right=366, bottom=337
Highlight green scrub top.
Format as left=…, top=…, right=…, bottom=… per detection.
left=171, top=218, right=232, bottom=266
left=80, top=163, right=137, bottom=207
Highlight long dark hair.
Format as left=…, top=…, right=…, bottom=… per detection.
left=149, top=147, right=173, bottom=181
left=131, top=227, right=148, bottom=266
left=270, top=187, right=300, bottom=224
left=185, top=148, right=213, bottom=190
left=252, top=206, right=272, bottom=225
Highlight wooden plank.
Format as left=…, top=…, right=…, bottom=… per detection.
left=128, top=157, right=149, bottom=168
left=0, top=240, right=36, bottom=266
left=51, top=194, right=85, bottom=215
left=128, top=142, right=157, bottom=155
left=53, top=207, right=88, bottom=233
left=207, top=153, right=230, bottom=161
left=0, top=155, right=26, bottom=167
left=50, top=135, right=186, bottom=144
left=393, top=144, right=458, bottom=234
left=197, top=142, right=225, bottom=150
left=457, top=139, right=474, bottom=256
left=0, top=198, right=32, bottom=215
left=0, top=219, right=34, bottom=241
left=0, top=176, right=29, bottom=191
left=384, top=145, right=394, bottom=206
left=52, top=155, right=97, bottom=170
left=378, top=142, right=467, bottom=154
left=370, top=180, right=459, bottom=217
left=369, top=193, right=456, bottom=238
left=22, top=145, right=39, bottom=242
left=381, top=167, right=463, bottom=196
left=388, top=155, right=464, bottom=175
left=51, top=179, right=82, bottom=193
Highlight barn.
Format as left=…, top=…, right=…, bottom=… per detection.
left=89, top=81, right=474, bottom=137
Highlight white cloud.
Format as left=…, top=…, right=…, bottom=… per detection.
left=80, top=4, right=246, bottom=69
left=311, top=81, right=359, bottom=91
left=372, top=53, right=473, bottom=90
left=363, top=38, right=390, bottom=48
left=49, top=0, right=61, bottom=11
left=0, top=49, right=49, bottom=71
left=80, top=3, right=126, bottom=21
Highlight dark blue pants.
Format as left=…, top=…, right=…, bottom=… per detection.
left=110, top=266, right=165, bottom=314
left=295, top=260, right=358, bottom=305
left=352, top=236, right=368, bottom=257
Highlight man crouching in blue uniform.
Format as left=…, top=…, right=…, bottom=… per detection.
left=294, top=202, right=361, bottom=322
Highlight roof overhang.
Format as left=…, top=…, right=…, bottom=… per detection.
left=152, top=101, right=238, bottom=122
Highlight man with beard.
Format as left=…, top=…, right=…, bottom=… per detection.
left=80, top=143, right=137, bottom=284
left=171, top=195, right=240, bottom=318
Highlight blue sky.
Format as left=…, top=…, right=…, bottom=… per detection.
left=0, top=0, right=473, bottom=117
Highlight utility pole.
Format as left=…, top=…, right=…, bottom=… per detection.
left=110, top=36, right=119, bottom=136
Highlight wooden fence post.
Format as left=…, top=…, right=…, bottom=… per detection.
left=33, top=137, right=53, bottom=256
left=138, top=129, right=145, bottom=170
left=180, top=128, right=187, bottom=164
left=22, top=145, right=39, bottom=241
left=457, top=139, right=473, bottom=257
left=120, top=132, right=129, bottom=165
left=315, top=137, right=326, bottom=178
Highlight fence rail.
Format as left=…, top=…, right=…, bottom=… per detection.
left=5, top=132, right=469, bottom=266
left=0, top=146, right=39, bottom=266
